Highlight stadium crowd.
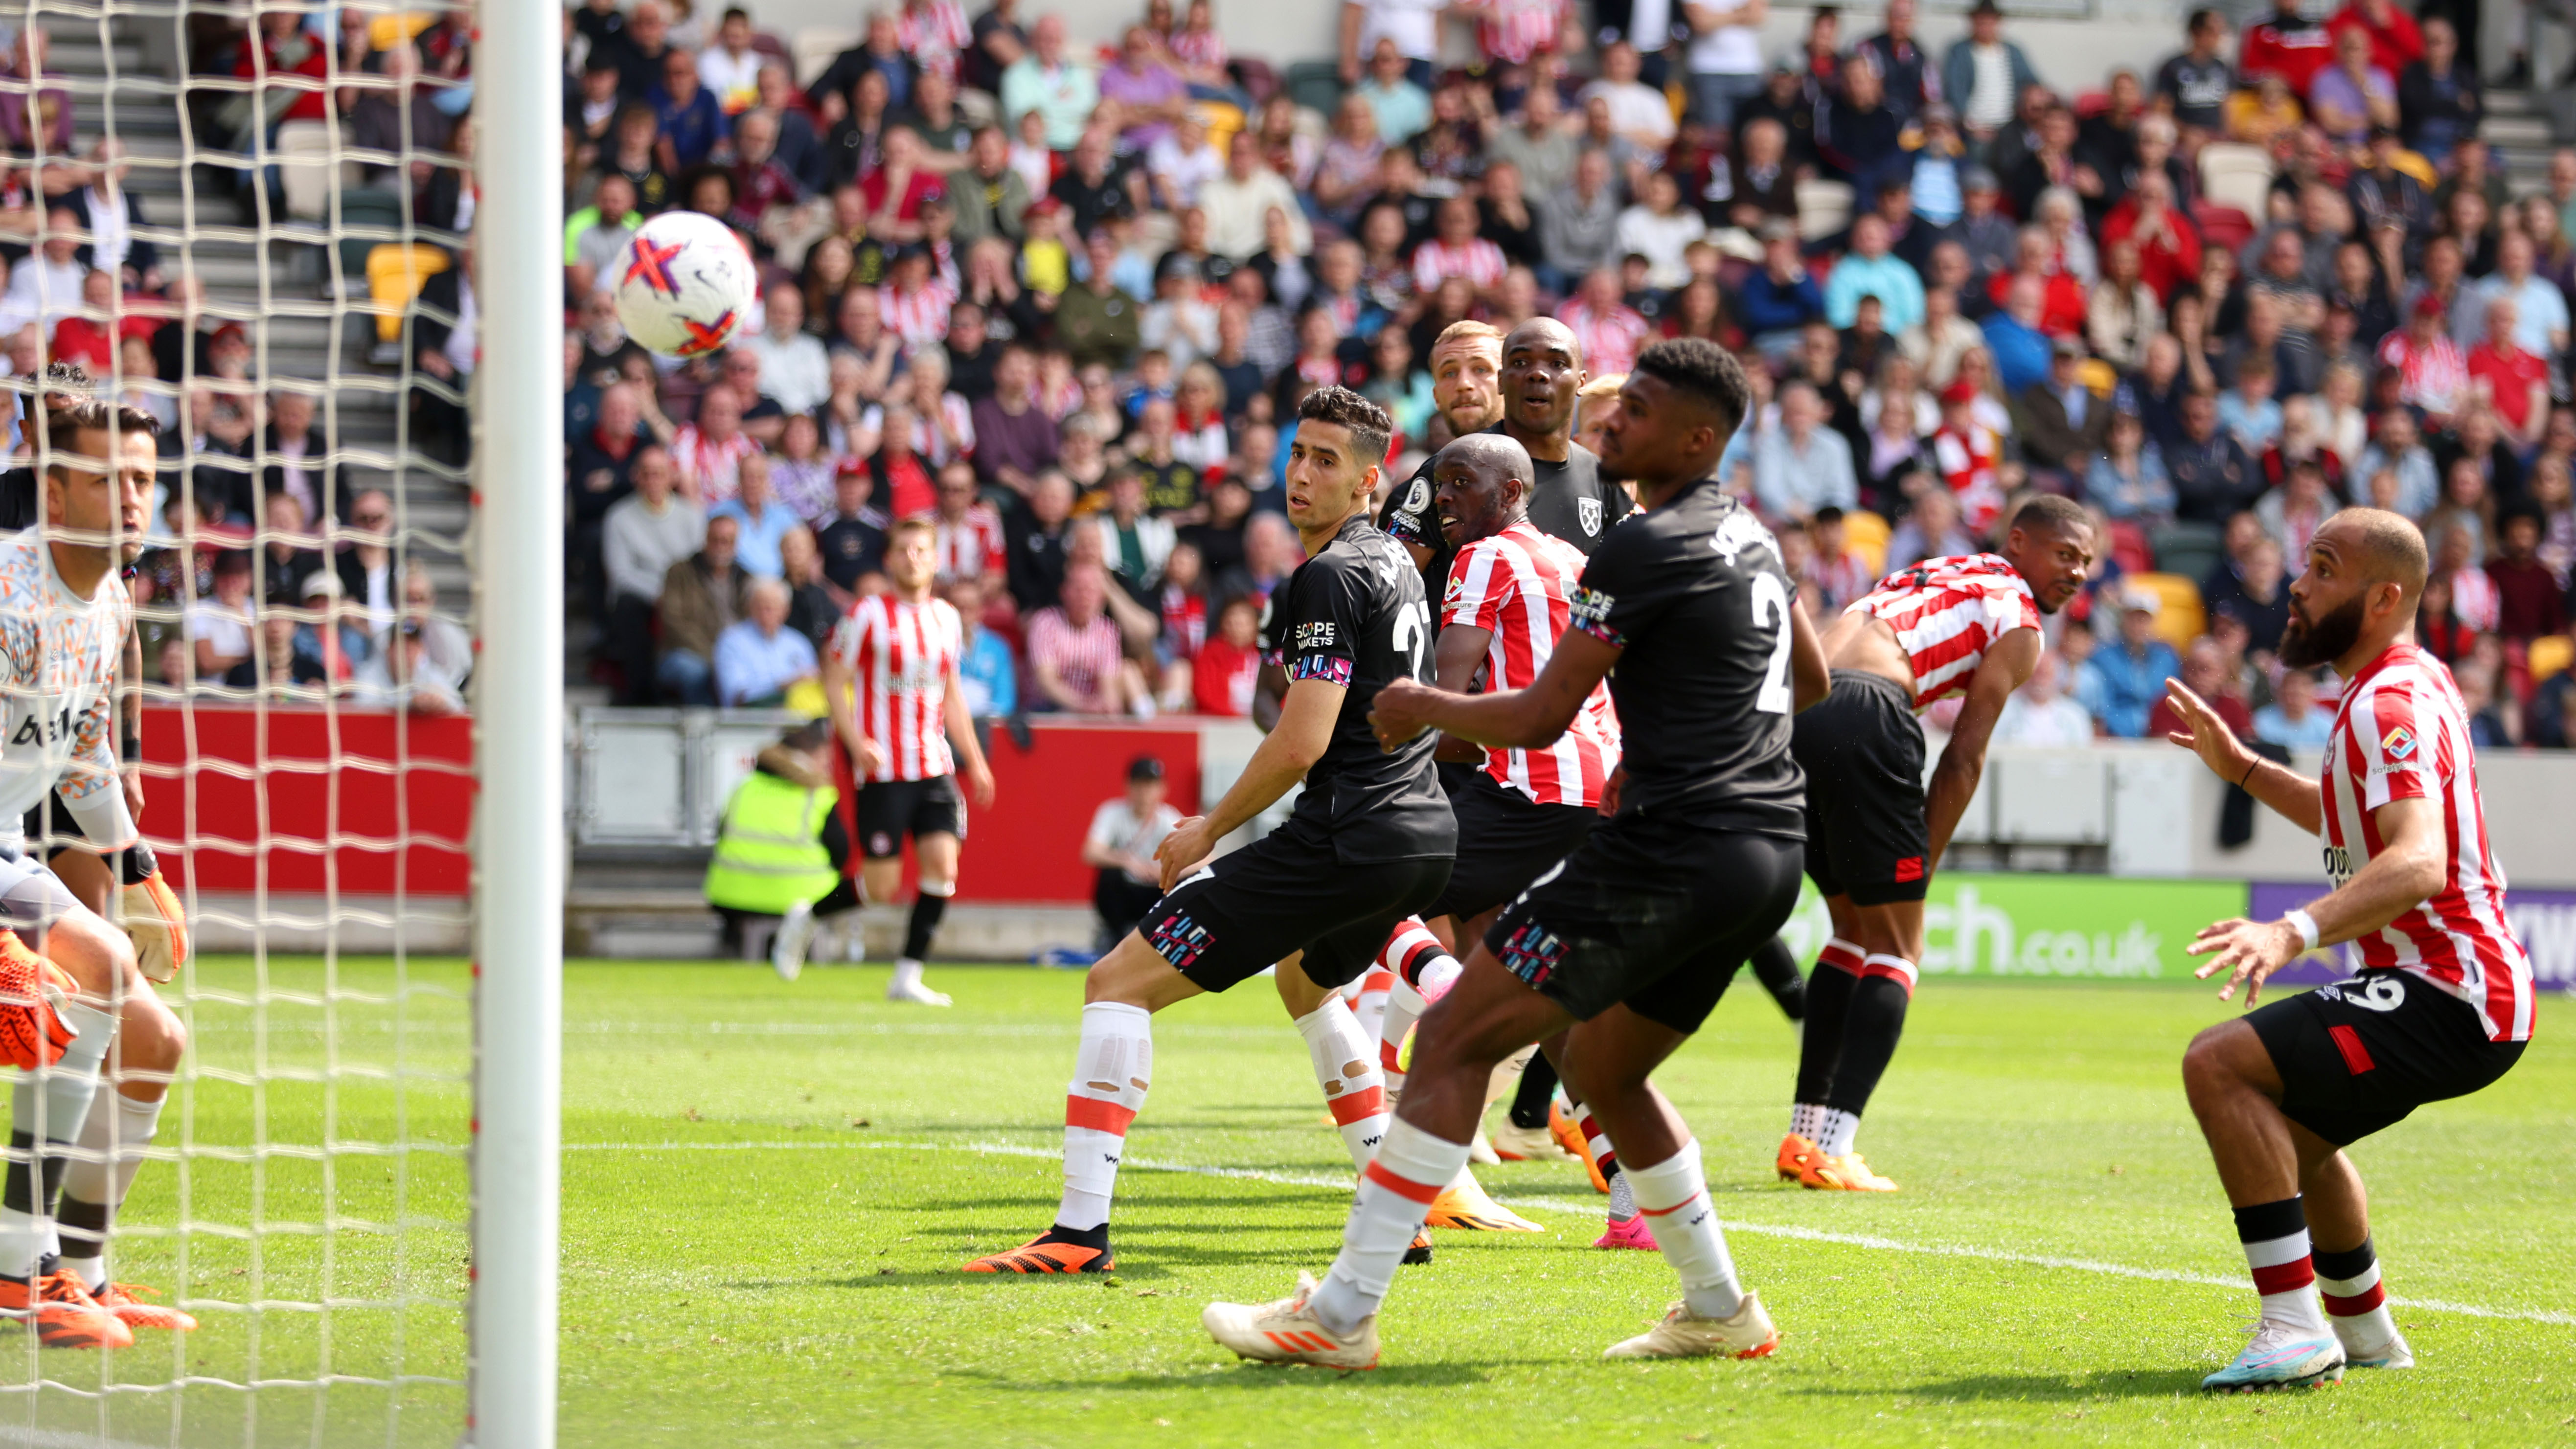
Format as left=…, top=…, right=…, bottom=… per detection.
left=53, top=0, right=2576, bottom=748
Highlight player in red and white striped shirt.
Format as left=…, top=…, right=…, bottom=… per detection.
left=2164, top=509, right=2530, bottom=1391
left=1444, top=518, right=1618, bottom=809
left=1774, top=498, right=2095, bottom=1193
left=797, top=519, right=998, bottom=999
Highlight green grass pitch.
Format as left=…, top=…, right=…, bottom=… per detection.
left=5, top=957, right=2573, bottom=1446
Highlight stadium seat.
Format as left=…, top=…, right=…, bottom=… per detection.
left=2197, top=142, right=2274, bottom=219
left=1842, top=508, right=1891, bottom=576
left=2125, top=571, right=2207, bottom=648
left=333, top=187, right=408, bottom=290
left=275, top=121, right=358, bottom=224
left=2149, top=520, right=2226, bottom=582
left=1796, top=179, right=1854, bottom=241
left=366, top=241, right=449, bottom=346
left=2530, top=634, right=2574, bottom=683
left=2190, top=201, right=2255, bottom=255
left=1284, top=61, right=1343, bottom=120
left=2104, top=519, right=2154, bottom=575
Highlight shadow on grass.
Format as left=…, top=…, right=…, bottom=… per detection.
left=943, top=1361, right=1502, bottom=1391
left=1793, top=1368, right=2209, bottom=1403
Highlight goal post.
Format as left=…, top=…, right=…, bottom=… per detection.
left=467, top=0, right=564, bottom=1443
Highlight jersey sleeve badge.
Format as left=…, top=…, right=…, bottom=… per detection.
left=2381, top=724, right=2416, bottom=761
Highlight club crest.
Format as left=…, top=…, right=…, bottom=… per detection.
left=1578, top=497, right=1603, bottom=535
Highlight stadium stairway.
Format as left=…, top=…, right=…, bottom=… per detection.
left=62, top=17, right=474, bottom=614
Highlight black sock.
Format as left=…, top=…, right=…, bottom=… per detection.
left=903, top=893, right=949, bottom=960
left=3, top=1128, right=68, bottom=1234
left=1041, top=1221, right=1110, bottom=1248
left=55, top=1196, right=108, bottom=1268
left=2312, top=1235, right=2374, bottom=1282
left=1747, top=936, right=1807, bottom=1020
left=1793, top=958, right=1856, bottom=1106
left=812, top=877, right=862, bottom=917
left=1819, top=975, right=1912, bottom=1118
left=1508, top=1052, right=1559, bottom=1129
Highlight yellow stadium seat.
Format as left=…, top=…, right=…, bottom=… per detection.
left=2529, top=634, right=2574, bottom=683
left=366, top=241, right=450, bottom=344
left=2124, top=570, right=2206, bottom=649
left=1841, top=509, right=1891, bottom=577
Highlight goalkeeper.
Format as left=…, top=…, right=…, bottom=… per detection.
left=0, top=399, right=192, bottom=1350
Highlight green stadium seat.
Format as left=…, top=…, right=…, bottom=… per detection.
left=2150, top=521, right=2227, bottom=584
left=1284, top=61, right=1344, bottom=120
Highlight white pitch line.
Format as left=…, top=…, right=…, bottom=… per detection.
left=564, top=1137, right=2576, bottom=1326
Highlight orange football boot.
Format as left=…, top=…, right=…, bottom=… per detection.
left=1798, top=1153, right=1898, bottom=1193
left=962, top=1231, right=1115, bottom=1274
left=0, top=1272, right=134, bottom=1349
left=1776, top=1132, right=1822, bottom=1183
left=91, top=1280, right=197, bottom=1332
left=1552, top=1100, right=1608, bottom=1194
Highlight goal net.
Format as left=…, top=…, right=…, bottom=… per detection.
left=0, top=1, right=557, bottom=1443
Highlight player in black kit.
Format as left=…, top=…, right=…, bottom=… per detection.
left=1203, top=339, right=1834, bottom=1366
left=966, top=387, right=1456, bottom=1275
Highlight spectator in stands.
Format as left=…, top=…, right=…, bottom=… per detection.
left=1826, top=214, right=1928, bottom=336
left=1006, top=469, right=1077, bottom=612
left=1992, top=649, right=2096, bottom=745
left=600, top=447, right=701, bottom=703
left=738, top=286, right=829, bottom=415
left=2093, top=406, right=2177, bottom=520
left=1089, top=468, right=1175, bottom=592
left=1944, top=0, right=2040, bottom=151
left=713, top=453, right=795, bottom=580
left=1000, top=14, right=1097, bottom=152
left=2149, top=635, right=2257, bottom=741
left=651, top=45, right=727, bottom=173
left=2253, top=665, right=2335, bottom=749
left=656, top=511, right=749, bottom=706
left=1026, top=561, right=1139, bottom=714
left=2396, top=17, right=2478, bottom=163
left=189, top=550, right=258, bottom=688
left=2487, top=508, right=2566, bottom=642
left=714, top=577, right=819, bottom=707
left=2166, top=389, right=2259, bottom=524
left=2355, top=405, right=2438, bottom=518
left=2218, top=536, right=2291, bottom=652
left=1200, top=134, right=1308, bottom=264
left=258, top=489, right=323, bottom=607
left=5, top=216, right=84, bottom=332
left=1351, top=38, right=1431, bottom=145
left=949, top=575, right=1019, bottom=717
left=810, top=465, right=887, bottom=598
left=2014, top=336, right=2109, bottom=484
left=1755, top=380, right=1859, bottom=521
left=2088, top=587, right=2184, bottom=739
left=2156, top=7, right=2235, bottom=140
left=331, top=489, right=399, bottom=629
left=1082, top=754, right=1180, bottom=948
left=1981, top=274, right=2053, bottom=395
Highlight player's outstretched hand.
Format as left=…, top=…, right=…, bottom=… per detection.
left=2162, top=679, right=2253, bottom=782
left=1368, top=679, right=1438, bottom=753
left=2186, top=916, right=2300, bottom=1007
left=1155, top=815, right=1217, bottom=893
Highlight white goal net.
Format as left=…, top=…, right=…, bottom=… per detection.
left=0, top=1, right=558, bottom=1444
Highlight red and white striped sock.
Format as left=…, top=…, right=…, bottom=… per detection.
left=1351, top=969, right=1395, bottom=1057
left=2315, top=1237, right=2399, bottom=1349
left=1308, top=1118, right=1473, bottom=1336
left=1858, top=951, right=1918, bottom=998
left=2234, top=1197, right=2329, bottom=1334
left=1817, top=938, right=1866, bottom=977
left=1373, top=919, right=1459, bottom=1097
left=1056, top=1002, right=1152, bottom=1231
left=1295, top=996, right=1390, bottom=1169
left=1580, top=1109, right=1622, bottom=1186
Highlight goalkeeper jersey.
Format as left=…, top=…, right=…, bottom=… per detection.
left=0, top=527, right=133, bottom=849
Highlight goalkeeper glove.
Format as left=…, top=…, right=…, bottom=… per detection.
left=117, top=843, right=188, bottom=984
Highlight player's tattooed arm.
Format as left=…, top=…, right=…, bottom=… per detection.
left=1369, top=629, right=1621, bottom=753
left=1923, top=626, right=2039, bottom=870
left=2189, top=797, right=2445, bottom=1005
left=2162, top=678, right=2324, bottom=836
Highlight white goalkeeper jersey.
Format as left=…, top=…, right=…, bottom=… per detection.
left=0, top=527, right=134, bottom=850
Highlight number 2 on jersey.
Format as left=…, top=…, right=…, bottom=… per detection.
left=1391, top=600, right=1432, bottom=681
left=1749, top=572, right=1793, bottom=714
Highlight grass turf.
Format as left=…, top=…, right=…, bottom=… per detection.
left=5, top=958, right=2573, bottom=1446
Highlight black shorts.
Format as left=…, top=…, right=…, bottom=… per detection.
left=852, top=775, right=965, bottom=859
left=1484, top=812, right=1804, bottom=1035
left=1138, top=822, right=1451, bottom=995
left=1431, top=766, right=1597, bottom=923
left=21, top=791, right=87, bottom=859
left=1793, top=670, right=1928, bottom=906
left=2248, top=972, right=2526, bottom=1146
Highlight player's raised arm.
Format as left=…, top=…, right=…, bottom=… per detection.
left=1922, top=626, right=2036, bottom=869
left=2163, top=677, right=2324, bottom=836
left=1371, top=627, right=1620, bottom=753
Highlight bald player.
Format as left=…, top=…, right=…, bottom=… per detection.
left=2164, top=510, right=2532, bottom=1391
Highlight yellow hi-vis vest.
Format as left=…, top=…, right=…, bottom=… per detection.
left=703, top=772, right=842, bottom=914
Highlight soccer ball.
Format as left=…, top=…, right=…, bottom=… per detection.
left=611, top=210, right=757, bottom=359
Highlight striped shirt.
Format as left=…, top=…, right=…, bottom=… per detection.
left=829, top=594, right=961, bottom=781
left=1411, top=237, right=1509, bottom=294
left=1554, top=297, right=1651, bottom=379
left=1443, top=522, right=1620, bottom=809
left=895, top=0, right=973, bottom=81
left=877, top=277, right=959, bottom=351
left=1847, top=553, right=2042, bottom=711
left=1471, top=0, right=1565, bottom=65
left=933, top=503, right=1007, bottom=581
left=2321, top=642, right=2533, bottom=1041
left=1023, top=605, right=1125, bottom=712
left=671, top=425, right=763, bottom=507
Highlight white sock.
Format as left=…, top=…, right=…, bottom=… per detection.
left=60, top=1088, right=162, bottom=1288
left=0, top=1001, right=114, bottom=1279
left=1056, top=1002, right=1151, bottom=1231
left=1415, top=952, right=1462, bottom=1001
left=1816, top=1108, right=1859, bottom=1157
left=1350, top=969, right=1393, bottom=1056
left=890, top=958, right=926, bottom=993
left=2243, top=1225, right=2329, bottom=1334
left=1625, top=1139, right=1743, bottom=1322
left=2318, top=1244, right=2397, bottom=1350
left=1293, top=997, right=1389, bottom=1170
left=1606, top=1169, right=1637, bottom=1221
left=1789, top=1102, right=1826, bottom=1141
left=1378, top=978, right=1426, bottom=1100
left=1309, top=1118, right=1471, bottom=1336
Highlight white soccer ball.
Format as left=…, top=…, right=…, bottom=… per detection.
left=611, top=210, right=758, bottom=359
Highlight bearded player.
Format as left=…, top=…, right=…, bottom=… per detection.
left=0, top=400, right=192, bottom=1347
left=2165, top=510, right=2529, bottom=1391
left=1772, top=495, right=2093, bottom=1193
left=1204, top=339, right=1830, bottom=1368
left=964, top=388, right=1455, bottom=1275
left=786, top=518, right=997, bottom=997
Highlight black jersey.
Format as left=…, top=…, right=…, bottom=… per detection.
left=1565, top=480, right=1804, bottom=836
left=1379, top=427, right=1634, bottom=605
left=1273, top=511, right=1457, bottom=863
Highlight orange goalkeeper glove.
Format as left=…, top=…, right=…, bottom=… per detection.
left=117, top=846, right=188, bottom=983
